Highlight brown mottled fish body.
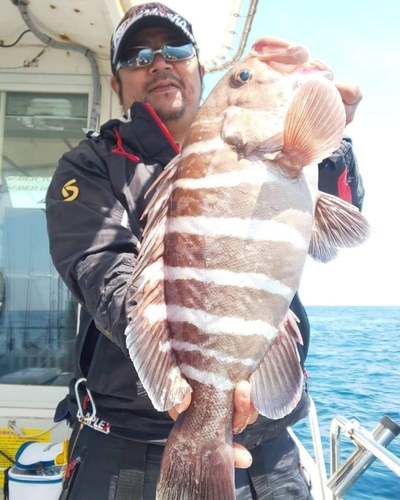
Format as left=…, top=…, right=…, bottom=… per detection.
left=126, top=37, right=370, bottom=499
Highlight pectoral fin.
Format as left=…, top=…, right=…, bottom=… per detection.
left=309, top=191, right=371, bottom=262
left=277, top=77, right=346, bottom=175
left=249, top=310, right=304, bottom=419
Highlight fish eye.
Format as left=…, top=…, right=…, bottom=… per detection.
left=231, top=69, right=253, bottom=87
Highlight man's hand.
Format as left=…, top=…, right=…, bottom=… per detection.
left=335, top=79, right=363, bottom=125
left=168, top=380, right=259, bottom=469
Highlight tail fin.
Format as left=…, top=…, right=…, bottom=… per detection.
left=156, top=418, right=235, bottom=500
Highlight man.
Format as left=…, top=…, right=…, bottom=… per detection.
left=46, top=3, right=364, bottom=499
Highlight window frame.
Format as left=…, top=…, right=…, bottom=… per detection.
left=0, top=76, right=103, bottom=407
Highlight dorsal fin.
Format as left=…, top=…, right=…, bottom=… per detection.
left=126, top=154, right=192, bottom=411
left=309, top=191, right=371, bottom=262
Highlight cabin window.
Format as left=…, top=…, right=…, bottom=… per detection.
left=0, top=91, right=88, bottom=386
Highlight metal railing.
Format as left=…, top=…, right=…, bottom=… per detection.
left=206, top=0, right=259, bottom=73
left=328, top=415, right=400, bottom=499
left=299, top=396, right=400, bottom=500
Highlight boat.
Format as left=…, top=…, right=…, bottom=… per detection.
left=0, top=1, right=399, bottom=498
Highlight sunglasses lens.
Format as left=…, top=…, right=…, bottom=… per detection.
left=135, top=48, right=155, bottom=66
left=120, top=47, right=153, bottom=68
left=118, top=43, right=195, bottom=69
left=162, top=43, right=195, bottom=61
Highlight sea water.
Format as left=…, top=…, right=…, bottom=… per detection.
left=293, top=306, right=400, bottom=499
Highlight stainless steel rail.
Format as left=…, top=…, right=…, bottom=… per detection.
left=206, top=0, right=259, bottom=73
left=327, top=415, right=400, bottom=499
left=308, top=396, right=329, bottom=500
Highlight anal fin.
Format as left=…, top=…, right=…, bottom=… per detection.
left=249, top=309, right=303, bottom=420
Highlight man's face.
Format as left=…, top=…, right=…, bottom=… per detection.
left=111, top=27, right=203, bottom=128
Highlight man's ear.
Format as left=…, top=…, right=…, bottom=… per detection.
left=110, top=75, right=122, bottom=105
left=200, top=64, right=206, bottom=77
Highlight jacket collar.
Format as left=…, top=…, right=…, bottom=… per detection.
left=100, top=102, right=180, bottom=166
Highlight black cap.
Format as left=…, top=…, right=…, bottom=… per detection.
left=110, top=2, right=197, bottom=75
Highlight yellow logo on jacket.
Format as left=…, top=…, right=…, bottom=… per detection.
left=62, top=179, right=79, bottom=201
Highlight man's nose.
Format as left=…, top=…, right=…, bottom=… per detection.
left=149, top=53, right=173, bottom=72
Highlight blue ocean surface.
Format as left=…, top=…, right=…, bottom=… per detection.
left=293, top=306, right=400, bottom=499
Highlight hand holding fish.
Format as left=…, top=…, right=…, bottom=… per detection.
left=334, top=79, right=363, bottom=125
left=254, top=37, right=362, bottom=126
left=168, top=380, right=258, bottom=468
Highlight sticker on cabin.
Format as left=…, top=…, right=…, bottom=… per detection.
left=4, top=176, right=52, bottom=209
left=0, top=428, right=51, bottom=485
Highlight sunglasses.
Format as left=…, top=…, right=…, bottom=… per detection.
left=116, top=42, right=196, bottom=71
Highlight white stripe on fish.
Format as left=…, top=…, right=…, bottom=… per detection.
left=141, top=261, right=165, bottom=283
left=144, top=303, right=167, bottom=323
left=179, top=363, right=236, bottom=391
left=172, top=167, right=280, bottom=190
left=165, top=266, right=293, bottom=300
left=180, top=137, right=225, bottom=159
left=171, top=339, right=256, bottom=366
left=159, top=340, right=172, bottom=353
left=167, top=216, right=309, bottom=249
left=145, top=304, right=278, bottom=339
left=193, top=116, right=224, bottom=125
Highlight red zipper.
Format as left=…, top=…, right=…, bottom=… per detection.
left=144, top=102, right=180, bottom=154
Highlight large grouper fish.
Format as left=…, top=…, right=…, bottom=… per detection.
left=125, top=37, right=370, bottom=499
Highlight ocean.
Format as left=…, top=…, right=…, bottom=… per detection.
left=293, top=306, right=400, bottom=500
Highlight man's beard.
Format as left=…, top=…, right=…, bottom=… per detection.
left=153, top=104, right=186, bottom=124
left=144, top=72, right=186, bottom=123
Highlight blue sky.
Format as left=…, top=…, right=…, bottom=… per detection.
left=202, top=0, right=400, bottom=306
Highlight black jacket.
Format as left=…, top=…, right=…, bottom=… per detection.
left=46, top=102, right=364, bottom=440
